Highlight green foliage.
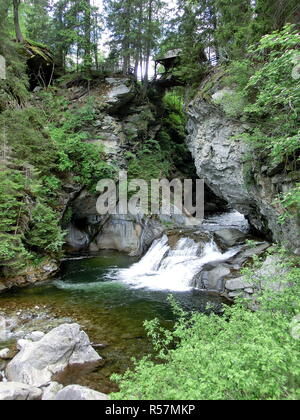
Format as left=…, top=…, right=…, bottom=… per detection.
left=111, top=255, right=300, bottom=400
left=0, top=89, right=115, bottom=278
left=0, top=0, right=29, bottom=111
left=26, top=202, right=65, bottom=255
left=223, top=25, right=300, bottom=167
left=127, top=139, right=171, bottom=181
left=276, top=183, right=300, bottom=224
left=0, top=107, right=58, bottom=175
left=46, top=96, right=116, bottom=189
left=0, top=169, right=32, bottom=276
left=157, top=90, right=195, bottom=178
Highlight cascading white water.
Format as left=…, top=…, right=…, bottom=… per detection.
left=108, top=234, right=240, bottom=292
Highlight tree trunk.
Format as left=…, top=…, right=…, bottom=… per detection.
left=144, top=0, right=153, bottom=85
left=84, top=0, right=92, bottom=70
left=13, top=0, right=24, bottom=43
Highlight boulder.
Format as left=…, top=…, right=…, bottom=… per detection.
left=42, top=381, right=64, bottom=400
left=227, top=242, right=270, bottom=267
left=194, top=264, right=231, bottom=291
left=0, top=382, right=42, bottom=401
left=54, top=385, right=109, bottom=401
left=225, top=253, right=290, bottom=295
left=6, top=323, right=102, bottom=387
left=214, top=228, right=247, bottom=247
left=90, top=214, right=164, bottom=256
left=0, top=348, right=10, bottom=359
left=225, top=277, right=254, bottom=291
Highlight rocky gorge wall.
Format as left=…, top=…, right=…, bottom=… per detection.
left=186, top=87, right=300, bottom=250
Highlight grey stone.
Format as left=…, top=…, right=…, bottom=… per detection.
left=6, top=323, right=101, bottom=387
left=214, top=228, right=247, bottom=247
left=90, top=214, right=164, bottom=257
left=42, top=381, right=64, bottom=400
left=228, top=291, right=244, bottom=298
left=55, top=385, right=109, bottom=401
left=0, top=382, right=42, bottom=400
left=186, top=96, right=300, bottom=250
left=105, top=77, right=136, bottom=111
left=228, top=242, right=270, bottom=267
left=0, top=349, right=10, bottom=359
left=65, top=223, right=90, bottom=251
left=195, top=264, right=231, bottom=291
left=0, top=316, right=6, bottom=342
left=25, top=331, right=45, bottom=342
left=225, top=277, right=254, bottom=291
left=17, top=339, right=30, bottom=351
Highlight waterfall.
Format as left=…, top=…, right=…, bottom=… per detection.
left=109, top=235, right=240, bottom=292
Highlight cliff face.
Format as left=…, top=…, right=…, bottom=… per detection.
left=186, top=94, right=300, bottom=249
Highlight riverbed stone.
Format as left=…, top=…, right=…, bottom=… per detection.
left=0, top=382, right=42, bottom=400
left=0, top=349, right=10, bottom=359
left=42, top=381, right=64, bottom=400
left=55, top=385, right=109, bottom=401
left=6, top=323, right=102, bottom=387
left=214, top=228, right=247, bottom=247
left=194, top=264, right=231, bottom=291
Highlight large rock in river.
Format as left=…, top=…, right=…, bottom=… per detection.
left=6, top=323, right=101, bottom=387
left=0, top=382, right=42, bottom=401
left=55, top=385, right=109, bottom=401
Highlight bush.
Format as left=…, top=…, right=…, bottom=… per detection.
left=224, top=25, right=300, bottom=166
left=111, top=254, right=300, bottom=400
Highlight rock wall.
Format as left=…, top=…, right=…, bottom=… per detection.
left=186, top=94, right=300, bottom=249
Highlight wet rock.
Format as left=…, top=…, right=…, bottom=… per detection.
left=65, top=223, right=90, bottom=251
left=0, top=382, right=42, bottom=400
left=90, top=214, right=164, bottom=256
left=194, top=264, right=231, bottom=291
left=214, top=228, right=247, bottom=247
left=92, top=215, right=141, bottom=254
left=55, top=385, right=109, bottom=401
left=227, top=242, right=271, bottom=267
left=6, top=323, right=102, bottom=387
left=0, top=259, right=59, bottom=294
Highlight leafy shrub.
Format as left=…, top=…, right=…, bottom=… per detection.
left=223, top=25, right=300, bottom=166
left=111, top=257, right=300, bottom=400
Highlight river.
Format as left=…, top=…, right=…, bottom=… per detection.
left=0, top=211, right=249, bottom=394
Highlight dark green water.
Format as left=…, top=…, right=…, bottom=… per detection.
left=0, top=251, right=226, bottom=394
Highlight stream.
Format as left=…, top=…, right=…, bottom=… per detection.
left=0, top=211, right=249, bottom=394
